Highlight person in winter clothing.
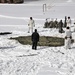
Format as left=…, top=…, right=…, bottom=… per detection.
left=44, top=19, right=49, bottom=28
left=28, top=17, right=35, bottom=33
left=65, top=26, right=72, bottom=49
left=31, top=29, right=39, bottom=50
left=54, top=18, right=58, bottom=28
left=48, top=18, right=54, bottom=28
left=67, top=16, right=71, bottom=27
left=59, top=20, right=64, bottom=33
left=73, top=19, right=75, bottom=32
left=64, top=16, right=67, bottom=27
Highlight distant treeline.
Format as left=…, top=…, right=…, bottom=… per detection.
left=0, top=0, right=24, bottom=3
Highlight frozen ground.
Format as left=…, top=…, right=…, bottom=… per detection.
left=0, top=0, right=75, bottom=75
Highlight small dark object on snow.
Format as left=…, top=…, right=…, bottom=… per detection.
left=0, top=32, right=12, bottom=35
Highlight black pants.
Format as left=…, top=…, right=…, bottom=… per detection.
left=32, top=41, right=37, bottom=50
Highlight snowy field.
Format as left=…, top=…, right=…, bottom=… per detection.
left=0, top=0, right=75, bottom=75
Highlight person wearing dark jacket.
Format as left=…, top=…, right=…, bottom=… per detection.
left=59, top=20, right=64, bottom=33
left=31, top=29, right=39, bottom=50
left=44, top=19, right=49, bottom=28
left=64, top=16, right=67, bottom=27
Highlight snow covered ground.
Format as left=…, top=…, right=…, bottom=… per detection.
left=0, top=0, right=75, bottom=75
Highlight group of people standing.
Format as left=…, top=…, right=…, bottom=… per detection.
left=28, top=16, right=73, bottom=50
